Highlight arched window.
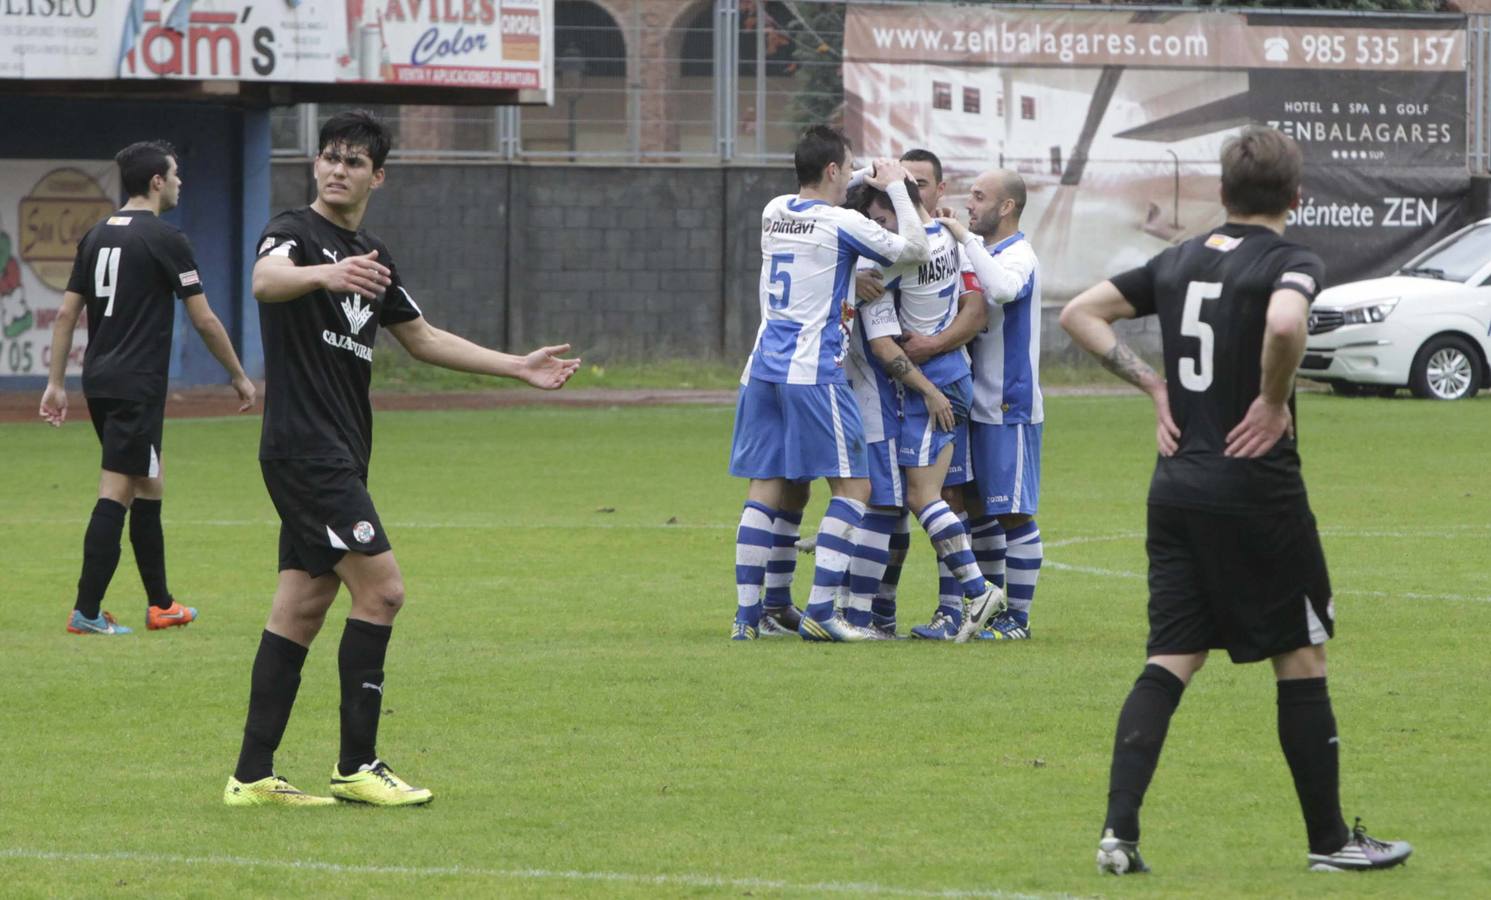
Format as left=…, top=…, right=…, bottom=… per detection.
left=680, top=1, right=797, bottom=78
left=555, top=0, right=627, bottom=79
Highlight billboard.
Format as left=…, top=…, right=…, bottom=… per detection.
left=0, top=0, right=550, bottom=94
left=0, top=160, right=121, bottom=378
left=843, top=6, right=1469, bottom=299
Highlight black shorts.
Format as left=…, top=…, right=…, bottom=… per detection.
left=88, top=396, right=165, bottom=477
left=260, top=458, right=392, bottom=578
left=1146, top=503, right=1334, bottom=664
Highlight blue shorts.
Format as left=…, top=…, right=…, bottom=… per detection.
left=969, top=421, right=1042, bottom=515
left=866, top=439, right=905, bottom=508
left=729, top=378, right=868, bottom=481
left=898, top=376, right=971, bottom=471
left=944, top=423, right=975, bottom=487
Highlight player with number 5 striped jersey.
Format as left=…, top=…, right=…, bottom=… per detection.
left=748, top=194, right=925, bottom=385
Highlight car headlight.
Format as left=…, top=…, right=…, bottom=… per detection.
left=1341, top=299, right=1398, bottom=325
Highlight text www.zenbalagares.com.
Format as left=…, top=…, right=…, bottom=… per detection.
left=868, top=25, right=1210, bottom=63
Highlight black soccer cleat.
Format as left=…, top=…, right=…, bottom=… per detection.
left=1096, top=829, right=1150, bottom=875
left=1308, top=818, right=1412, bottom=872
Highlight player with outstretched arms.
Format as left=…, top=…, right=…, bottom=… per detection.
left=225, top=110, right=579, bottom=807
left=728, top=125, right=931, bottom=642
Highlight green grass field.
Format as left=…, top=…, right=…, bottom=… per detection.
left=2, top=392, right=1488, bottom=898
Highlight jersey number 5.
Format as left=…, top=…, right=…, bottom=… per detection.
left=95, top=247, right=123, bottom=317
left=1180, top=281, right=1222, bottom=392
left=768, top=253, right=793, bottom=310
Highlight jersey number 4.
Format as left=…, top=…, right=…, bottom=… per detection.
left=95, top=247, right=123, bottom=317
left=1180, top=281, right=1221, bottom=392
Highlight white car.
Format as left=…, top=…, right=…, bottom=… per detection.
left=1301, top=219, right=1491, bottom=400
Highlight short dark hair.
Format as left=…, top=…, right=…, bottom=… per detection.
left=318, top=109, right=393, bottom=169
left=115, top=141, right=176, bottom=199
left=900, top=148, right=943, bottom=185
left=794, top=125, right=850, bottom=188
left=1220, top=126, right=1301, bottom=217
left=843, top=177, right=923, bottom=219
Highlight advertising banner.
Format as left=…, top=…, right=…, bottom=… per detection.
left=0, top=160, right=121, bottom=378
left=843, top=6, right=1469, bottom=298
left=0, top=0, right=549, bottom=92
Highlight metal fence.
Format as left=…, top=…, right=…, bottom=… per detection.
left=273, top=0, right=1491, bottom=172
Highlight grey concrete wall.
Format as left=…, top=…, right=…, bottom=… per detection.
left=267, top=161, right=1159, bottom=365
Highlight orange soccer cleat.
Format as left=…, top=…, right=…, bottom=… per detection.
left=146, top=600, right=198, bottom=631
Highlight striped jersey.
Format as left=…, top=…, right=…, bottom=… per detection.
left=748, top=195, right=911, bottom=385
left=965, top=232, right=1042, bottom=425
left=846, top=257, right=904, bottom=444
left=876, top=222, right=974, bottom=387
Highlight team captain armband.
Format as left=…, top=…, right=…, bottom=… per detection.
left=962, top=271, right=982, bottom=294
left=1276, top=271, right=1318, bottom=298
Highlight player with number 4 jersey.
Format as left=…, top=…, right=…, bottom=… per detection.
left=42, top=140, right=255, bottom=637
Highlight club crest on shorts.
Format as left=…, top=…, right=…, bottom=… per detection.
left=353, top=520, right=376, bottom=544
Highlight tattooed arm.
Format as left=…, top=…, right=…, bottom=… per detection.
left=868, top=336, right=956, bottom=432
left=1060, top=280, right=1181, bottom=456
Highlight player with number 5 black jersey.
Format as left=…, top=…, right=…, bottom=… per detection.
left=1061, top=126, right=1411, bottom=875
left=41, top=140, right=255, bottom=637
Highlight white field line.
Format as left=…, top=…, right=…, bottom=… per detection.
left=0, top=848, right=1070, bottom=900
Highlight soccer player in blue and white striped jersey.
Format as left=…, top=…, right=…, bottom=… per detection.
left=849, top=182, right=1003, bottom=643
left=728, top=127, right=931, bottom=642
left=938, top=170, right=1044, bottom=641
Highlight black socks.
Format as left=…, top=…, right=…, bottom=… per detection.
left=337, top=618, right=393, bottom=777
left=1104, top=663, right=1187, bottom=842
left=1277, top=677, right=1351, bottom=855
left=234, top=631, right=310, bottom=783
left=74, top=499, right=127, bottom=620
left=129, top=498, right=172, bottom=609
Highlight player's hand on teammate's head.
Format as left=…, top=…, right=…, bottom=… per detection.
left=520, top=343, right=582, bottom=390
left=854, top=269, right=884, bottom=303
left=866, top=159, right=907, bottom=190
left=38, top=385, right=67, bottom=427
left=232, top=374, right=258, bottom=413
left=324, top=249, right=391, bottom=299
left=936, top=215, right=970, bottom=243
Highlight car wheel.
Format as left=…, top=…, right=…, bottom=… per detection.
left=1329, top=382, right=1367, bottom=397
left=1409, top=336, right=1482, bottom=400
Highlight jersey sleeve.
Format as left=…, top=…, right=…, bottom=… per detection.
left=65, top=235, right=91, bottom=296
left=377, top=251, right=423, bottom=326
left=1109, top=257, right=1158, bottom=317
left=860, top=290, right=902, bottom=342
left=255, top=215, right=306, bottom=265
left=1271, top=248, right=1326, bottom=305
left=155, top=229, right=206, bottom=300
left=836, top=210, right=908, bottom=269
left=957, top=246, right=982, bottom=297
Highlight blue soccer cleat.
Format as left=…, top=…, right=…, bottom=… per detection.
left=730, top=621, right=759, bottom=641
left=910, top=609, right=961, bottom=641
left=976, top=609, right=1031, bottom=641
left=67, top=610, right=132, bottom=635
left=798, top=612, right=871, bottom=642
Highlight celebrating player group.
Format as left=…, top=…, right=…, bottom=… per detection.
left=727, top=123, right=1412, bottom=874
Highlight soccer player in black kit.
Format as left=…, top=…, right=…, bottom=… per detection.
left=1061, top=126, right=1412, bottom=873
left=225, top=111, right=580, bottom=807
left=41, top=140, right=256, bottom=636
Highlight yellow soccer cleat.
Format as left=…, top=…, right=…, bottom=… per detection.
left=224, top=774, right=337, bottom=807
left=330, top=760, right=433, bottom=807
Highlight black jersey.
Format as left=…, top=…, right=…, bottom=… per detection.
left=255, top=207, right=422, bottom=466
left=1110, top=223, right=1326, bottom=514
left=64, top=209, right=204, bottom=402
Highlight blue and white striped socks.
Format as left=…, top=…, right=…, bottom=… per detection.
left=1005, top=519, right=1042, bottom=620
left=734, top=501, right=776, bottom=626
left=846, top=509, right=898, bottom=627
left=918, top=500, right=990, bottom=604
left=764, top=508, right=802, bottom=610
left=807, top=497, right=866, bottom=622
left=969, top=515, right=1006, bottom=590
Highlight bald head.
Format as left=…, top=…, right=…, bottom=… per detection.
left=967, top=168, right=1026, bottom=238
